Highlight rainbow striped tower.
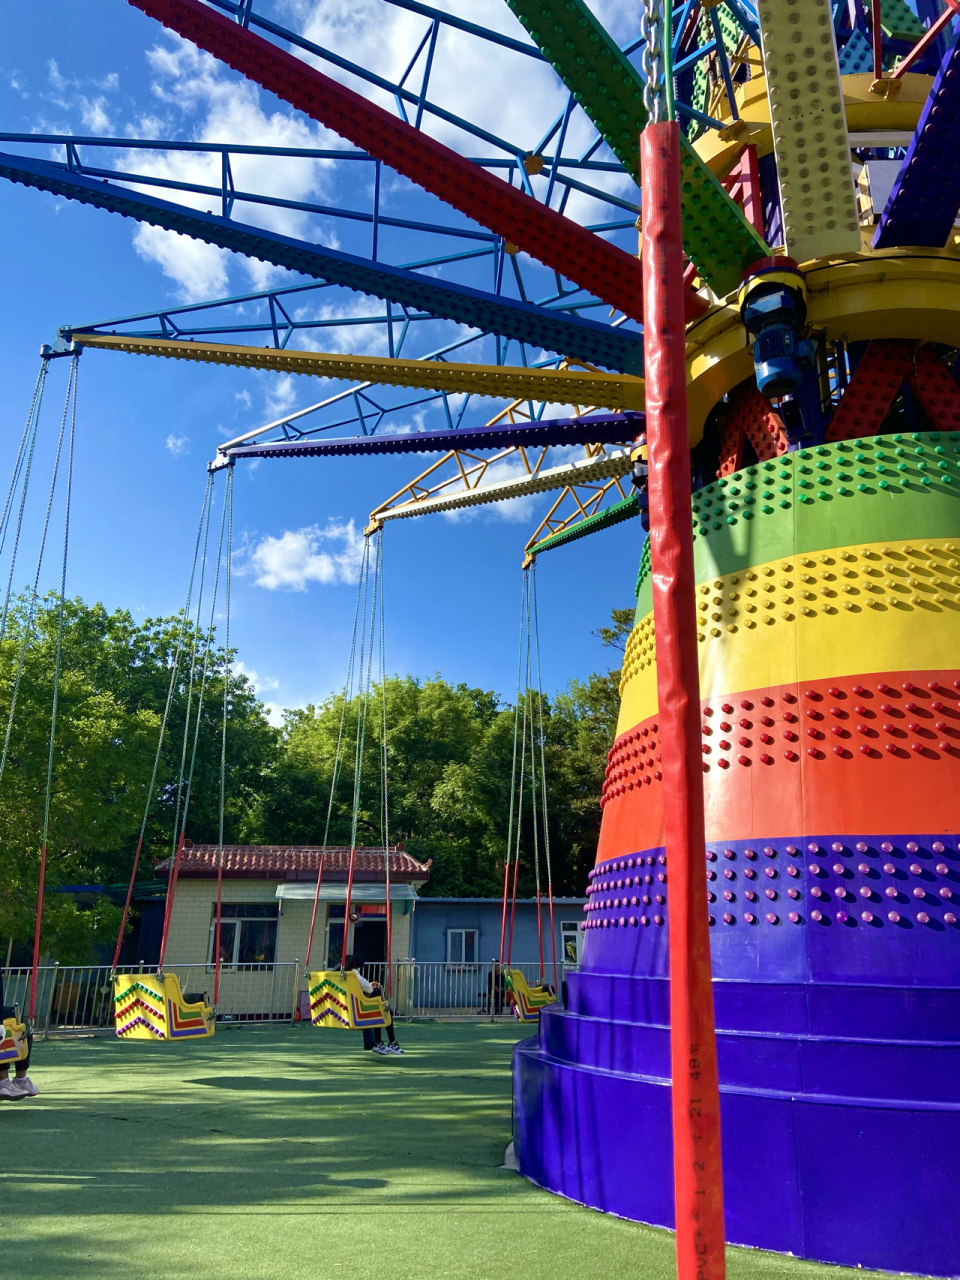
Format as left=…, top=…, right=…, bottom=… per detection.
left=515, top=434, right=960, bottom=1275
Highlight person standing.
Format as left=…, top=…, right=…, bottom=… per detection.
left=344, top=954, right=403, bottom=1056
left=0, top=968, right=39, bottom=1100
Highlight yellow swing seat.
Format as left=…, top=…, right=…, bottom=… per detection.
left=113, top=972, right=215, bottom=1041
left=504, top=969, right=557, bottom=1022
left=1, top=1016, right=29, bottom=1065
left=307, top=970, right=392, bottom=1030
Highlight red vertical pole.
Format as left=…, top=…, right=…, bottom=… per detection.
left=535, top=888, right=545, bottom=982
left=871, top=0, right=884, bottom=81
left=547, top=887, right=558, bottom=994
left=158, top=828, right=186, bottom=972
left=641, top=120, right=726, bottom=1280
left=212, top=851, right=225, bottom=1007
left=506, top=856, right=521, bottom=966
left=739, top=144, right=762, bottom=236
left=111, top=836, right=143, bottom=971
left=384, top=845, right=393, bottom=999
left=497, top=859, right=511, bottom=962
left=340, top=846, right=356, bottom=970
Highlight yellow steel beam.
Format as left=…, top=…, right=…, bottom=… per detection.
left=74, top=333, right=644, bottom=412
left=692, top=71, right=932, bottom=180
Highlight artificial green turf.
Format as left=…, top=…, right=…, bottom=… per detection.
left=1, top=1024, right=897, bottom=1280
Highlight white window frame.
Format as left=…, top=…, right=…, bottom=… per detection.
left=561, top=920, right=582, bottom=965
left=446, top=928, right=479, bottom=965
left=207, top=906, right=278, bottom=968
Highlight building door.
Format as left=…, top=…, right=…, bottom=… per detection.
left=352, top=919, right=387, bottom=966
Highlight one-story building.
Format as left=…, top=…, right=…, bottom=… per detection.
left=152, top=842, right=586, bottom=1016
left=157, top=841, right=430, bottom=971
left=410, top=898, right=585, bottom=968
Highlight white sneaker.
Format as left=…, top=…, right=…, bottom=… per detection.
left=371, top=1043, right=391, bottom=1055
left=14, top=1076, right=38, bottom=1097
left=0, top=1078, right=27, bottom=1100
left=386, top=1043, right=403, bottom=1054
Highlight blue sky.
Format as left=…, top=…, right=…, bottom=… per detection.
left=0, top=1, right=644, bottom=720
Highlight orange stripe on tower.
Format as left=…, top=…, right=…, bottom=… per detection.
left=598, top=669, right=960, bottom=860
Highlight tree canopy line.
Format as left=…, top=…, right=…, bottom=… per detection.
left=0, top=593, right=634, bottom=963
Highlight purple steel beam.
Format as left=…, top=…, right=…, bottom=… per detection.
left=221, top=411, right=643, bottom=461
left=874, top=30, right=960, bottom=248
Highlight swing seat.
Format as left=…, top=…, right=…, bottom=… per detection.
left=307, top=970, right=392, bottom=1030
left=113, top=973, right=215, bottom=1041
left=504, top=969, right=556, bottom=1022
left=0, top=1016, right=28, bottom=1065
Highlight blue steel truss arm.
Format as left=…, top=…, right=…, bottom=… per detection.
left=192, top=0, right=541, bottom=159
left=0, top=150, right=642, bottom=374
left=0, top=133, right=633, bottom=234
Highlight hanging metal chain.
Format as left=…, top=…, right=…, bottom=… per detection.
left=640, top=0, right=666, bottom=123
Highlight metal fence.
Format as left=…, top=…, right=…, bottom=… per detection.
left=3, top=959, right=578, bottom=1033
left=2, top=962, right=300, bottom=1033
left=366, top=960, right=578, bottom=1018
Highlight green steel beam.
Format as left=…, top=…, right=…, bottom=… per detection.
left=505, top=0, right=770, bottom=297
left=527, top=491, right=640, bottom=558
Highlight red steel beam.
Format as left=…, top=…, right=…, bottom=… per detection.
left=126, top=0, right=708, bottom=324
left=891, top=0, right=960, bottom=80
left=908, top=346, right=960, bottom=431
left=642, top=119, right=726, bottom=1280
left=824, top=340, right=913, bottom=441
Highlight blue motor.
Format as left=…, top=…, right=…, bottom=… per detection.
left=738, top=260, right=814, bottom=399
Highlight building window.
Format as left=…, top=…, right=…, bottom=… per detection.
left=561, top=920, right=581, bottom=965
left=326, top=904, right=346, bottom=969
left=209, top=903, right=279, bottom=967
left=446, top=928, right=478, bottom=964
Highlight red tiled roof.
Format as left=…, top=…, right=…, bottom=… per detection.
left=154, top=843, right=430, bottom=882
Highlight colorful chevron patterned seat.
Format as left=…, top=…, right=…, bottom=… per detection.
left=1, top=1016, right=28, bottom=1066
left=306, top=969, right=392, bottom=1030
left=504, top=970, right=556, bottom=1022
left=113, top=972, right=215, bottom=1041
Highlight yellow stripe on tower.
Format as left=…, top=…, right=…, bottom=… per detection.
left=618, top=537, right=960, bottom=734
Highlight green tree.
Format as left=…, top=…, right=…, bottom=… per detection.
left=0, top=593, right=275, bottom=962
left=254, top=602, right=633, bottom=902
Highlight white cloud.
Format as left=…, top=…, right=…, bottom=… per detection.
left=135, top=226, right=228, bottom=303
left=276, top=0, right=638, bottom=212
left=80, top=95, right=113, bottom=133
left=442, top=454, right=541, bottom=525
left=264, top=372, right=298, bottom=417
left=165, top=433, right=190, bottom=455
left=120, top=36, right=344, bottom=298
left=246, top=519, right=366, bottom=591
left=235, top=660, right=280, bottom=693
left=46, top=58, right=118, bottom=133
left=235, top=390, right=253, bottom=409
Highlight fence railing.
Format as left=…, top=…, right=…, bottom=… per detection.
left=3, top=958, right=580, bottom=1033
left=2, top=962, right=300, bottom=1033
left=366, top=959, right=579, bottom=1018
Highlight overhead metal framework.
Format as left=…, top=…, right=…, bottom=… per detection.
left=6, top=0, right=960, bottom=557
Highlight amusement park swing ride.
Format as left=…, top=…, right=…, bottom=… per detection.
left=3, top=0, right=960, bottom=1276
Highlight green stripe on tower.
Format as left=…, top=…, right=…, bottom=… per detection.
left=636, top=432, right=960, bottom=617
left=503, top=0, right=768, bottom=296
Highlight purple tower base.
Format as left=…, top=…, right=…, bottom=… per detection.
left=513, top=837, right=960, bottom=1278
